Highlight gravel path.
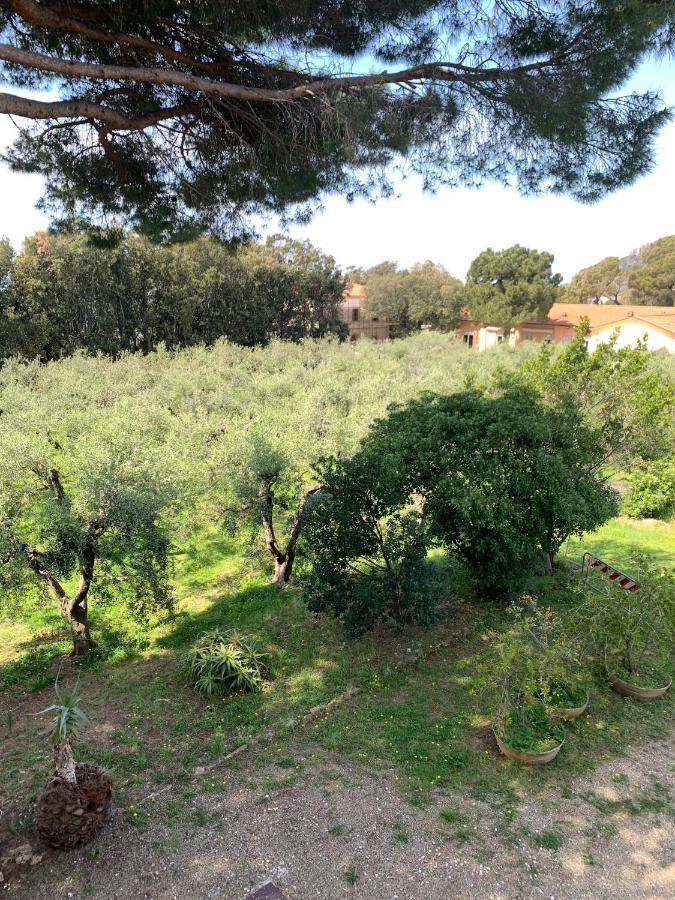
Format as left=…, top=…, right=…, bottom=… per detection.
left=2, top=734, right=673, bottom=899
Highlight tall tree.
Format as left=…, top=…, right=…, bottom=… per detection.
left=564, top=256, right=624, bottom=304
left=362, top=261, right=463, bottom=333
left=0, top=2, right=673, bottom=237
left=464, top=245, right=561, bottom=328
left=627, top=235, right=675, bottom=306
left=1, top=230, right=345, bottom=358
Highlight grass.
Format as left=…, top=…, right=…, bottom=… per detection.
left=0, top=517, right=673, bottom=842
left=566, top=516, right=674, bottom=568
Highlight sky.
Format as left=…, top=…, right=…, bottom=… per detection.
left=0, top=58, right=674, bottom=283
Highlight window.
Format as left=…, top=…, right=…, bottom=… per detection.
left=497, top=334, right=505, bottom=344
left=351, top=308, right=359, bottom=322
left=463, top=332, right=474, bottom=348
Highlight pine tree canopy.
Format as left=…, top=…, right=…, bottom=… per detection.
left=0, top=1, right=673, bottom=239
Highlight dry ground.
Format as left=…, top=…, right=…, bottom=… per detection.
left=2, top=729, right=673, bottom=900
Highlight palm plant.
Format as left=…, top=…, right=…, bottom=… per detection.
left=35, top=678, right=112, bottom=849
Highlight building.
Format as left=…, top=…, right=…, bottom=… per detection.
left=458, top=303, right=675, bottom=353
left=339, top=283, right=394, bottom=340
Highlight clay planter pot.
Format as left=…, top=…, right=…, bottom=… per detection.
left=550, top=691, right=589, bottom=721
left=608, top=673, right=671, bottom=700
left=493, top=728, right=565, bottom=765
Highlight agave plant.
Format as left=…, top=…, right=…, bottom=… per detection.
left=38, top=677, right=88, bottom=784
left=187, top=630, right=269, bottom=696
left=35, top=678, right=112, bottom=849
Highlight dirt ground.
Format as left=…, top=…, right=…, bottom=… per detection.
left=2, top=730, right=673, bottom=900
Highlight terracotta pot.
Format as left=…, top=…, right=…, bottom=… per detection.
left=550, top=691, right=589, bottom=720
left=608, top=673, right=671, bottom=699
left=493, top=728, right=565, bottom=764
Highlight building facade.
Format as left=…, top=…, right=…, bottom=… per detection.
left=458, top=303, right=675, bottom=353
left=338, top=283, right=394, bottom=340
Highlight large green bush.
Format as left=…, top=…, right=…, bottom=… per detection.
left=358, top=388, right=617, bottom=593
left=623, top=457, right=675, bottom=519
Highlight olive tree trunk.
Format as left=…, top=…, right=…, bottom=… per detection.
left=261, top=483, right=319, bottom=587
left=24, top=530, right=100, bottom=656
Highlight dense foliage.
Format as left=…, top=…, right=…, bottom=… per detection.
left=563, top=233, right=675, bottom=305
left=564, top=256, right=624, bottom=304
left=0, top=231, right=345, bottom=359
left=358, top=261, right=463, bottom=333
left=1, top=2, right=674, bottom=236
left=303, top=453, right=439, bottom=636
left=463, top=245, right=562, bottom=328
left=623, top=456, right=675, bottom=519
left=353, top=388, right=617, bottom=594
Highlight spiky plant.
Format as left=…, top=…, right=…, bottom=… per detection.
left=38, top=677, right=88, bottom=784
left=35, top=678, right=112, bottom=849
left=187, top=630, right=269, bottom=696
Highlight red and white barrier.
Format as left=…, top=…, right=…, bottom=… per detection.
left=582, top=553, right=640, bottom=592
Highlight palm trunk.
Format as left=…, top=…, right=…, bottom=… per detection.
left=54, top=742, right=77, bottom=785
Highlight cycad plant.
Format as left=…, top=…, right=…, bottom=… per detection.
left=187, top=630, right=269, bottom=696
left=35, top=678, right=112, bottom=849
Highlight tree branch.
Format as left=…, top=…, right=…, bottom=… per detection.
left=23, top=543, right=67, bottom=602
left=0, top=89, right=200, bottom=129
left=0, top=40, right=570, bottom=109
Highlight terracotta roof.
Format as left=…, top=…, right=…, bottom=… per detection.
left=547, top=302, right=675, bottom=330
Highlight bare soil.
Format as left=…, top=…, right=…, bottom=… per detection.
left=2, top=731, right=673, bottom=900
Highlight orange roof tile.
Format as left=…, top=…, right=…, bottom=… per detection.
left=547, top=302, right=675, bottom=329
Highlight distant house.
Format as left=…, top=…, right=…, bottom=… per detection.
left=339, top=283, right=394, bottom=340
left=458, top=303, right=675, bottom=353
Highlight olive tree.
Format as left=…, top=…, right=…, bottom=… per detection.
left=0, top=356, right=183, bottom=655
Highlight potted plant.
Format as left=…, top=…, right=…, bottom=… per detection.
left=579, top=556, right=673, bottom=699
left=478, top=599, right=587, bottom=763
left=35, top=678, right=112, bottom=849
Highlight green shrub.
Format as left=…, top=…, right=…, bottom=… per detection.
left=357, top=389, right=617, bottom=595
left=302, top=455, right=441, bottom=636
left=498, top=703, right=565, bottom=753
left=623, top=456, right=675, bottom=519
left=476, top=598, right=586, bottom=732
left=576, top=554, right=674, bottom=686
left=187, top=630, right=269, bottom=695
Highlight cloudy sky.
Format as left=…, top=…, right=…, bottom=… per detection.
left=1, top=57, right=673, bottom=282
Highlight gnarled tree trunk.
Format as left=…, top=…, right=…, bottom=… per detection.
left=24, top=528, right=100, bottom=656
left=261, top=482, right=319, bottom=587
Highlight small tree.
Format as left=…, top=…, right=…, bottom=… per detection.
left=578, top=556, right=674, bottom=686
left=302, top=454, right=438, bottom=636
left=0, top=359, right=181, bottom=655
left=214, top=430, right=319, bottom=587
left=511, top=325, right=675, bottom=471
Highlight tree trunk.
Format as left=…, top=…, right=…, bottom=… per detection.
left=24, top=527, right=100, bottom=656
left=261, top=482, right=319, bottom=587
left=58, top=595, right=96, bottom=656
left=542, top=550, right=554, bottom=576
